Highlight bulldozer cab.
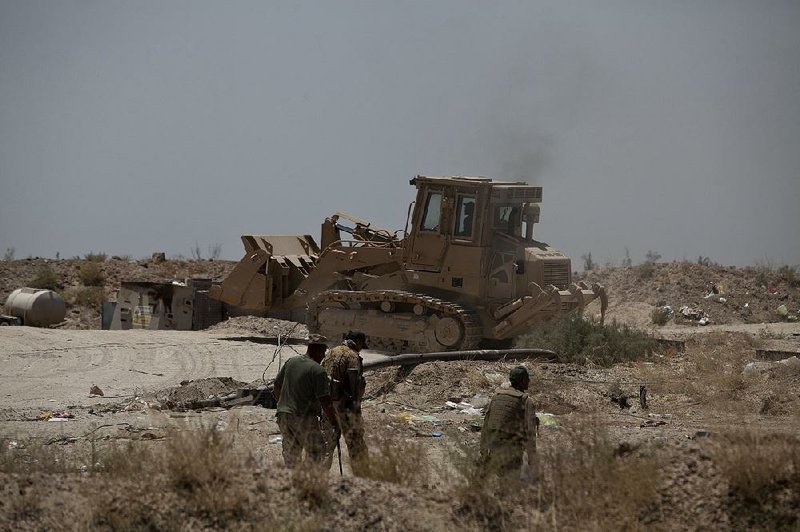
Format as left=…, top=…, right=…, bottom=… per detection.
left=405, top=176, right=541, bottom=275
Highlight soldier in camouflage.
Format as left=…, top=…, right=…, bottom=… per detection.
left=322, top=330, right=369, bottom=475
left=479, top=366, right=538, bottom=478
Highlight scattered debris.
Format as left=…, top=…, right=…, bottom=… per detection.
left=743, top=356, right=800, bottom=376
left=607, top=387, right=631, bottom=409
left=396, top=412, right=417, bottom=423
left=444, top=401, right=483, bottom=415
left=640, top=419, right=667, bottom=428
left=45, top=436, right=78, bottom=445
left=536, top=412, right=557, bottom=428
left=89, top=385, right=104, bottom=397
left=470, top=394, right=490, bottom=409
left=679, top=305, right=711, bottom=325
left=268, top=436, right=283, bottom=444
left=689, top=431, right=712, bottom=440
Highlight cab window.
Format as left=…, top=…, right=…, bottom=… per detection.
left=420, top=192, right=442, bottom=232
left=454, top=196, right=476, bottom=238
left=493, top=205, right=521, bottom=236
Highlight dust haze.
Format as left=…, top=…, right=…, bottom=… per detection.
left=1, top=1, right=798, bottom=266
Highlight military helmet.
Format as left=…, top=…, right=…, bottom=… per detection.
left=344, top=330, right=368, bottom=349
left=509, top=365, right=530, bottom=385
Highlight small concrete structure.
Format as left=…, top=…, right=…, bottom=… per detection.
left=107, top=279, right=224, bottom=330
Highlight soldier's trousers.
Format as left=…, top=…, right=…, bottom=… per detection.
left=276, top=412, right=326, bottom=468
left=323, top=405, right=368, bottom=474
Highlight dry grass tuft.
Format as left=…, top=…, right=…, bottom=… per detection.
left=448, top=424, right=662, bottom=530
left=291, top=465, right=330, bottom=507
left=78, top=261, right=105, bottom=286
left=162, top=425, right=249, bottom=519
left=537, top=424, right=661, bottom=529
left=360, top=434, right=433, bottom=488
left=96, top=440, right=153, bottom=478
left=712, top=430, right=800, bottom=529
left=65, top=286, right=105, bottom=306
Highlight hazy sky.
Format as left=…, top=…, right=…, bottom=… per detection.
left=1, top=1, right=798, bottom=267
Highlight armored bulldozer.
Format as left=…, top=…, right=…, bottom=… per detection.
left=210, top=176, right=606, bottom=353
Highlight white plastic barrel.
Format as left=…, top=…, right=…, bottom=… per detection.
left=4, top=288, right=66, bottom=327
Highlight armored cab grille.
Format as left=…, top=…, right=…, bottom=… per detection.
left=543, top=261, right=570, bottom=290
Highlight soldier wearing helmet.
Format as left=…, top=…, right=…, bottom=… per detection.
left=479, top=365, right=539, bottom=478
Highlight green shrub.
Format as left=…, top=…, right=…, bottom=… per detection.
left=78, top=261, right=104, bottom=286
left=515, top=313, right=659, bottom=366
left=30, top=266, right=60, bottom=290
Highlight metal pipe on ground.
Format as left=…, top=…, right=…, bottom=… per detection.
left=362, top=348, right=557, bottom=372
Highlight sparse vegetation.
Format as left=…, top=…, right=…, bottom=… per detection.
left=622, top=247, right=632, bottom=268
left=637, top=260, right=656, bottom=279
left=537, top=425, right=662, bottom=529
left=78, top=261, right=104, bottom=286
left=777, top=264, right=799, bottom=287
left=66, top=286, right=105, bottom=306
left=84, top=252, right=107, bottom=262
left=360, top=435, right=432, bottom=487
left=650, top=306, right=671, bottom=325
left=515, top=313, right=659, bottom=366
left=697, top=255, right=718, bottom=267
left=712, top=431, right=800, bottom=529
left=190, top=241, right=203, bottom=260
left=29, top=266, right=60, bottom=290
left=645, top=250, right=661, bottom=263
left=581, top=252, right=596, bottom=271
left=450, top=425, right=663, bottom=530
left=208, top=243, right=223, bottom=261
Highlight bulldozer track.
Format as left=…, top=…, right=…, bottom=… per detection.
left=307, top=290, right=483, bottom=354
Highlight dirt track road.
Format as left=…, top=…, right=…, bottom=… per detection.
left=0, top=327, right=391, bottom=411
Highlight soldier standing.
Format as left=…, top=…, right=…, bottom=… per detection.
left=479, top=366, right=538, bottom=479
left=322, top=330, right=369, bottom=475
left=273, top=334, right=341, bottom=469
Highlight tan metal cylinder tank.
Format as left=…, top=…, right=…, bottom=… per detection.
left=4, top=288, right=66, bottom=327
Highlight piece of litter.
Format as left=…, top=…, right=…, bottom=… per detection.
left=431, top=432, right=443, bottom=438
left=536, top=412, right=558, bottom=428
left=269, top=436, right=283, bottom=444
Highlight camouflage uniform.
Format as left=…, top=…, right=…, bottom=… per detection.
left=479, top=387, right=537, bottom=477
left=322, top=341, right=368, bottom=473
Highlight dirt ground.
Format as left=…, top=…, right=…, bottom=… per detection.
left=1, top=316, right=799, bottom=530
left=1, top=259, right=799, bottom=530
